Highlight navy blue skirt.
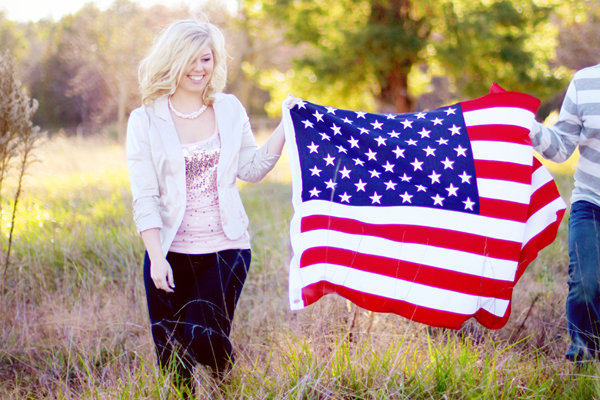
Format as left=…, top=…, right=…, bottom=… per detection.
left=143, top=249, right=251, bottom=376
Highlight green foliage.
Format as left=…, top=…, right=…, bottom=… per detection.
left=0, top=13, right=26, bottom=62
left=30, top=5, right=112, bottom=127
left=436, top=0, right=567, bottom=101
left=2, top=0, right=594, bottom=126
left=253, top=0, right=438, bottom=113
left=247, top=0, right=577, bottom=115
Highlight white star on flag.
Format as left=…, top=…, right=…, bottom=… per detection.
left=309, top=166, right=321, bottom=176
left=371, top=120, right=383, bottom=130
left=369, top=192, right=382, bottom=204
left=432, top=193, right=445, bottom=206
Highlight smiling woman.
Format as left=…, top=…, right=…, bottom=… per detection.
left=125, top=19, right=297, bottom=394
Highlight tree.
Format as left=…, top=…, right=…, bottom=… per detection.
left=29, top=5, right=113, bottom=128
left=0, top=13, right=26, bottom=62
left=91, top=0, right=191, bottom=138
left=225, top=1, right=290, bottom=116
left=0, top=51, right=43, bottom=292
left=246, top=0, right=436, bottom=113
left=435, top=0, right=567, bottom=102
left=243, top=0, right=568, bottom=114
left=530, top=0, right=600, bottom=120
left=28, top=1, right=188, bottom=134
left=556, top=0, right=600, bottom=71
left=93, top=0, right=150, bottom=138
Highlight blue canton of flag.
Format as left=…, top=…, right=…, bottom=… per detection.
left=291, top=101, right=480, bottom=213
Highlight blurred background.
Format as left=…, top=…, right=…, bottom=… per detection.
left=0, top=0, right=599, bottom=139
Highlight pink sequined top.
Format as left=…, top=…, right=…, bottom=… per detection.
left=169, top=129, right=251, bottom=254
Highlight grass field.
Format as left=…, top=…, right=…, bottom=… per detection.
left=0, top=132, right=598, bottom=399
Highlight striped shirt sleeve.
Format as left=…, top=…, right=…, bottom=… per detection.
left=530, top=79, right=581, bottom=163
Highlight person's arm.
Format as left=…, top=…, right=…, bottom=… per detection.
left=126, top=109, right=173, bottom=293
left=265, top=120, right=286, bottom=156
left=530, top=79, right=581, bottom=163
left=264, top=96, right=301, bottom=156
left=237, top=96, right=300, bottom=182
left=141, top=228, right=174, bottom=293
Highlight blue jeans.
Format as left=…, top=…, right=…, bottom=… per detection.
left=566, top=200, right=600, bottom=361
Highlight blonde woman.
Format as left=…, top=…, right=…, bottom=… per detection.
left=126, top=20, right=293, bottom=387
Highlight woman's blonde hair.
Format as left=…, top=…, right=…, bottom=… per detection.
left=138, top=20, right=227, bottom=105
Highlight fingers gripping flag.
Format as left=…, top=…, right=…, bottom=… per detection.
left=282, top=84, right=566, bottom=329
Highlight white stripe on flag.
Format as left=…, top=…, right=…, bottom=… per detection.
left=463, top=107, right=535, bottom=129
left=477, top=178, right=532, bottom=204
left=470, top=141, right=533, bottom=166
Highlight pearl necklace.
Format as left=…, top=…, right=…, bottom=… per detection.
left=168, top=97, right=207, bottom=119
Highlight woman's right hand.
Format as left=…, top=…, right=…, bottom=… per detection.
left=150, top=257, right=175, bottom=293
left=140, top=228, right=174, bottom=293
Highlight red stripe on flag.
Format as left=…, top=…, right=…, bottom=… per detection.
left=299, top=246, right=515, bottom=299
left=471, top=307, right=512, bottom=329
left=478, top=198, right=529, bottom=222
left=528, top=181, right=563, bottom=218
left=300, top=215, right=522, bottom=259
left=460, top=91, right=540, bottom=113
left=473, top=160, right=532, bottom=184
left=467, top=125, right=532, bottom=145
left=301, top=281, right=510, bottom=329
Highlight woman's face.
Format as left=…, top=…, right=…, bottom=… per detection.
left=176, top=41, right=214, bottom=97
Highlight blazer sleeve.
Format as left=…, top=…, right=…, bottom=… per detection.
left=126, top=107, right=163, bottom=233
left=235, top=98, right=280, bottom=183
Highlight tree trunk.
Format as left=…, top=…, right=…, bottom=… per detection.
left=385, top=67, right=412, bottom=113
left=370, top=0, right=415, bottom=113
left=117, top=79, right=127, bottom=142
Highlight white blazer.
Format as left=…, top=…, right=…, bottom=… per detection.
left=126, top=93, right=280, bottom=255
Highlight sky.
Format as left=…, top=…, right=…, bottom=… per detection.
left=0, top=0, right=236, bottom=22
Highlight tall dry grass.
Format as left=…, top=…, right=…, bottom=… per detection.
left=0, top=131, right=597, bottom=399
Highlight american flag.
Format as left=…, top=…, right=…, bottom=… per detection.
left=282, top=85, right=566, bottom=329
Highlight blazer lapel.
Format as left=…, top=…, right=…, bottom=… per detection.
left=152, top=96, right=185, bottom=159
